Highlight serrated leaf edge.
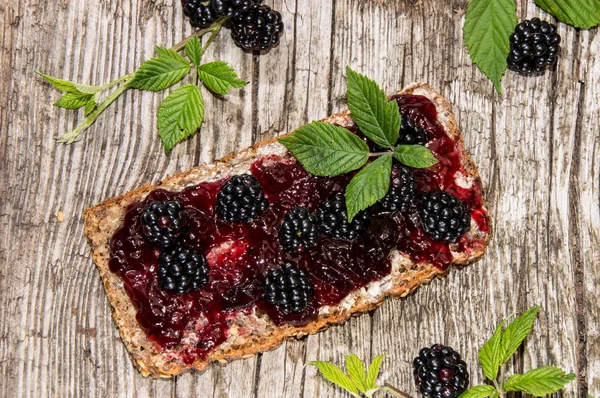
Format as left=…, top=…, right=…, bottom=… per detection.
left=310, top=361, right=360, bottom=396
left=345, top=155, right=392, bottom=222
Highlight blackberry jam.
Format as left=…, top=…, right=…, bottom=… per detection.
left=108, top=94, right=489, bottom=364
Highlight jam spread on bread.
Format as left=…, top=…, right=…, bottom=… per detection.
left=109, top=94, right=489, bottom=364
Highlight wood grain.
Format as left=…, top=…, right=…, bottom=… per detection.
left=0, top=0, right=598, bottom=397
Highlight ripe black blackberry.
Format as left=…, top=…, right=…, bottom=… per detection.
left=372, top=116, right=430, bottom=152
left=140, top=200, right=187, bottom=248
left=507, top=18, right=561, bottom=76
left=158, top=245, right=210, bottom=294
left=412, top=344, right=469, bottom=398
left=264, top=262, right=314, bottom=314
left=420, top=191, right=470, bottom=243
left=317, top=193, right=372, bottom=240
left=182, top=0, right=218, bottom=29
left=230, top=4, right=284, bottom=51
left=279, top=207, right=320, bottom=253
left=379, top=166, right=416, bottom=213
left=212, top=0, right=261, bottom=18
left=399, top=117, right=430, bottom=145
left=216, top=174, right=269, bottom=222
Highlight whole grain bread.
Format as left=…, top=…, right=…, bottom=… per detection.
left=84, top=84, right=490, bottom=378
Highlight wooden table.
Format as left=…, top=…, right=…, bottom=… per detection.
left=1, top=1, right=598, bottom=397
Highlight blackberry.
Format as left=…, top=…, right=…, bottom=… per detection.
left=182, top=0, right=218, bottom=29
left=507, top=18, right=561, bottom=76
left=140, top=200, right=187, bottom=248
left=398, top=117, right=430, bottom=145
left=216, top=174, right=269, bottom=222
left=279, top=207, right=320, bottom=253
left=158, top=245, right=210, bottom=294
left=264, top=262, right=314, bottom=314
left=317, top=193, right=372, bottom=239
left=230, top=4, right=284, bottom=52
left=420, top=191, right=470, bottom=243
left=379, top=166, right=416, bottom=213
left=212, top=0, right=260, bottom=18
left=373, top=117, right=430, bottom=152
left=412, top=344, right=469, bottom=398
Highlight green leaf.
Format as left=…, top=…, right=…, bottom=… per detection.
left=157, top=84, right=204, bottom=155
left=198, top=61, right=247, bottom=95
left=186, top=36, right=203, bottom=67
left=345, top=354, right=368, bottom=393
left=458, top=385, right=498, bottom=398
left=310, top=361, right=359, bottom=397
left=504, top=366, right=575, bottom=396
left=84, top=99, right=97, bottom=116
left=130, top=47, right=191, bottom=91
left=345, top=67, right=401, bottom=148
left=345, top=155, right=392, bottom=222
left=279, top=121, right=370, bottom=177
left=393, top=145, right=439, bottom=168
left=54, top=91, right=94, bottom=109
left=155, top=46, right=176, bottom=59
left=500, top=306, right=540, bottom=364
left=535, top=0, right=600, bottom=29
left=479, top=320, right=506, bottom=380
left=463, top=0, right=517, bottom=94
left=37, top=72, right=101, bottom=94
left=366, top=354, right=386, bottom=389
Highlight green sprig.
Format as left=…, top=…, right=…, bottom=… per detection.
left=460, top=306, right=575, bottom=397
left=279, top=68, right=438, bottom=222
left=311, top=354, right=401, bottom=398
left=38, top=17, right=246, bottom=154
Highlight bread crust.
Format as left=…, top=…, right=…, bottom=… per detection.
left=83, top=84, right=490, bottom=377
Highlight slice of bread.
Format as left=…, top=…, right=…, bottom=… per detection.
left=84, top=84, right=490, bottom=378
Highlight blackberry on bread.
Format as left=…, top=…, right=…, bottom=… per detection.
left=84, top=84, right=490, bottom=377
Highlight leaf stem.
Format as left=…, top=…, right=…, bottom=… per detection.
left=99, top=73, right=135, bottom=91
left=369, top=151, right=393, bottom=157
left=55, top=19, right=226, bottom=144
left=171, top=23, right=221, bottom=53
left=494, top=366, right=505, bottom=396
left=202, top=18, right=227, bottom=52
left=57, top=77, right=134, bottom=143
left=383, top=383, right=415, bottom=398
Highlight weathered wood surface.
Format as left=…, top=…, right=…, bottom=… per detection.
left=0, top=0, right=598, bottom=397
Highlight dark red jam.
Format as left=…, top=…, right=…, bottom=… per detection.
left=109, top=94, right=489, bottom=364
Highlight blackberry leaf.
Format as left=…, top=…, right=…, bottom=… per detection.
left=499, top=306, right=540, bottom=364
left=186, top=36, right=203, bottom=67
left=131, top=47, right=191, bottom=91
left=535, top=0, right=600, bottom=29
left=54, top=92, right=94, bottom=110
left=393, top=145, right=438, bottom=168
left=366, top=354, right=386, bottom=389
left=345, top=155, right=392, bottom=222
left=279, top=121, right=369, bottom=177
left=37, top=71, right=101, bottom=94
left=198, top=61, right=247, bottom=95
left=84, top=99, right=97, bottom=116
left=504, top=366, right=575, bottom=396
left=478, top=319, right=506, bottom=380
left=310, top=361, right=360, bottom=397
left=157, top=84, right=204, bottom=155
left=345, top=354, right=368, bottom=393
left=463, top=0, right=517, bottom=94
left=346, top=67, right=401, bottom=148
left=458, top=385, right=498, bottom=398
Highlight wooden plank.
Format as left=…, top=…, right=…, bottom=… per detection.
left=575, top=27, right=600, bottom=397
left=0, top=0, right=598, bottom=397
